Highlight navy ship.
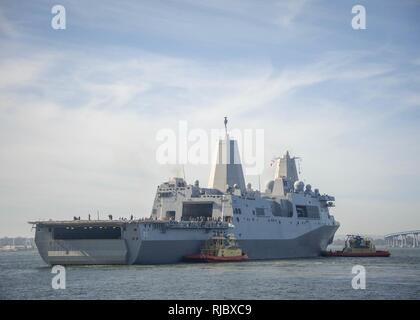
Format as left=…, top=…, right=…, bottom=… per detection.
left=30, top=120, right=339, bottom=265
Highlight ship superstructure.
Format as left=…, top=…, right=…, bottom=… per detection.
left=30, top=119, right=339, bottom=265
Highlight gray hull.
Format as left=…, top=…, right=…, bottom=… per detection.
left=133, top=225, right=338, bottom=264
left=34, top=223, right=338, bottom=265
left=238, top=225, right=338, bottom=259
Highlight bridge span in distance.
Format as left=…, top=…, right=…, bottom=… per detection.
left=384, top=230, right=420, bottom=248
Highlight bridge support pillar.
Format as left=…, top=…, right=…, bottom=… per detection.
left=385, top=232, right=420, bottom=248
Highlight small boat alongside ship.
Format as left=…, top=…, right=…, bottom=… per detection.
left=322, top=235, right=390, bottom=257
left=184, top=232, right=248, bottom=262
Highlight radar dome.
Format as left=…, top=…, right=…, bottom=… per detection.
left=305, top=184, right=312, bottom=192
left=294, top=181, right=305, bottom=192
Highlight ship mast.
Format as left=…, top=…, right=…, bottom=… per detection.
left=208, top=117, right=246, bottom=192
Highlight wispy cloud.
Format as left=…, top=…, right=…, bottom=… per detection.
left=0, top=0, right=419, bottom=236
left=274, top=0, right=308, bottom=27
left=0, top=8, right=19, bottom=38
left=0, top=58, right=47, bottom=88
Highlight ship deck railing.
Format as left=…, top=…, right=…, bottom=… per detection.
left=165, top=220, right=231, bottom=229
left=28, top=219, right=232, bottom=229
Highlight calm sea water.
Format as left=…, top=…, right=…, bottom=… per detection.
left=0, top=247, right=419, bottom=299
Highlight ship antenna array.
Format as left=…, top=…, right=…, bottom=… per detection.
left=224, top=116, right=228, bottom=136
left=296, top=157, right=302, bottom=174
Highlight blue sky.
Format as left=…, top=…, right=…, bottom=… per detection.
left=0, top=0, right=420, bottom=236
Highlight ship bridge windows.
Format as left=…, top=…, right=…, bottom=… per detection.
left=181, top=202, right=213, bottom=219
left=53, top=226, right=122, bottom=240
left=296, top=205, right=320, bottom=219
left=158, top=191, right=173, bottom=198
left=233, top=208, right=242, bottom=214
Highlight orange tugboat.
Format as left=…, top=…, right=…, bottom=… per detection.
left=322, top=235, right=390, bottom=257
left=184, top=232, right=249, bottom=262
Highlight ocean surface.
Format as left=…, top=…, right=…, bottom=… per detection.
left=0, top=247, right=419, bottom=300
